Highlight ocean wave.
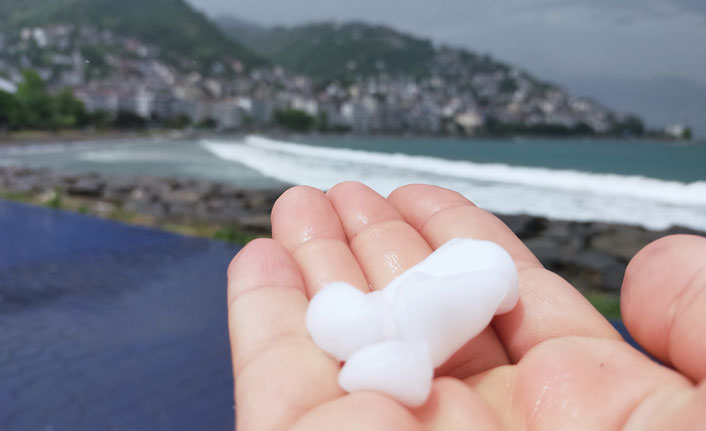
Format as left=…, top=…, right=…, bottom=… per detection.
left=200, top=135, right=706, bottom=230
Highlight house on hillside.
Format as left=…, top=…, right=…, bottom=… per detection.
left=0, top=77, right=17, bottom=94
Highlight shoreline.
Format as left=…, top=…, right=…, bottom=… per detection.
left=0, top=129, right=174, bottom=146
left=2, top=165, right=703, bottom=319
left=2, top=129, right=701, bottom=148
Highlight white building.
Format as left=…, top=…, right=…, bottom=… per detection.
left=0, top=77, right=17, bottom=94
left=213, top=100, right=243, bottom=130
left=455, top=110, right=483, bottom=134
left=665, top=124, right=689, bottom=139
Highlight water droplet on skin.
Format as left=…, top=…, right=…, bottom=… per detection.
left=300, top=225, right=314, bottom=243
left=383, top=253, right=403, bottom=275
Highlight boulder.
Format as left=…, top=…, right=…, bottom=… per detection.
left=570, top=250, right=625, bottom=292
left=163, top=189, right=201, bottom=205
left=523, top=237, right=567, bottom=267
left=590, top=227, right=661, bottom=263
left=238, top=214, right=272, bottom=234
left=496, top=214, right=547, bottom=239
left=67, top=176, right=106, bottom=198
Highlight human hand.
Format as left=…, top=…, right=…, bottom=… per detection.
left=227, top=182, right=706, bottom=430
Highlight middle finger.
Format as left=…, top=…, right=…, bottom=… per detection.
left=326, top=181, right=510, bottom=376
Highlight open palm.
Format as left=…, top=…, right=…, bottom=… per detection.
left=227, top=182, right=706, bottom=430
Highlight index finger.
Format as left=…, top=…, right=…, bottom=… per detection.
left=228, top=239, right=344, bottom=429
left=388, top=184, right=621, bottom=361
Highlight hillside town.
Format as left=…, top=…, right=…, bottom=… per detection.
left=1, top=25, right=647, bottom=135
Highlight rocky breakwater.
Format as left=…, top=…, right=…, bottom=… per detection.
left=497, top=214, right=703, bottom=293
left=1, top=165, right=703, bottom=295
left=0, top=166, right=285, bottom=234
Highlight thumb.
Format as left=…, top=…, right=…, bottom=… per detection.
left=621, top=234, right=706, bottom=381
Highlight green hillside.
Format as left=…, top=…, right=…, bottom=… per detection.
left=0, top=0, right=266, bottom=71
left=218, top=21, right=438, bottom=81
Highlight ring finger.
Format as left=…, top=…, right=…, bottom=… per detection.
left=326, top=181, right=510, bottom=377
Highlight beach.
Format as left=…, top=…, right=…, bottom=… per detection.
left=5, top=134, right=705, bottom=231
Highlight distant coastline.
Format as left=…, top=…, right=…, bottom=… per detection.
left=1, top=127, right=698, bottom=148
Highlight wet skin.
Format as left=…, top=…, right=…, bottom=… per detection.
left=227, top=182, right=706, bottom=430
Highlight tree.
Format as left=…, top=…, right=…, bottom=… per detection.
left=53, top=88, right=90, bottom=128
left=15, top=69, right=53, bottom=129
left=0, top=90, right=23, bottom=130
left=2, top=71, right=92, bottom=130
left=610, top=115, right=644, bottom=137
left=163, top=113, right=192, bottom=129
left=113, top=110, right=147, bottom=129
left=315, top=111, right=329, bottom=132
left=498, top=77, right=518, bottom=94
left=196, top=117, right=218, bottom=129
left=683, top=127, right=692, bottom=140
left=274, top=108, right=315, bottom=132
left=90, top=110, right=113, bottom=129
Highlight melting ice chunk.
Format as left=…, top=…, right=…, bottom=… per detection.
left=338, top=339, right=433, bottom=407
left=305, top=238, right=519, bottom=407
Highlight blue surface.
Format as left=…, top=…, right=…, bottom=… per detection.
left=0, top=200, right=239, bottom=430
left=0, top=199, right=646, bottom=430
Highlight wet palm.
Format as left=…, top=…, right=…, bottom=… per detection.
left=227, top=183, right=706, bottom=430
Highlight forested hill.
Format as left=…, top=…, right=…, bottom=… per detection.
left=0, top=0, right=266, bottom=71
left=216, top=20, right=547, bottom=86
left=216, top=20, right=443, bottom=81
left=214, top=18, right=650, bottom=135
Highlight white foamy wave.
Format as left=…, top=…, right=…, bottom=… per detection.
left=200, top=135, right=706, bottom=231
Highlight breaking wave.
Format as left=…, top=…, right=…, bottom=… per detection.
left=200, top=135, right=706, bottom=231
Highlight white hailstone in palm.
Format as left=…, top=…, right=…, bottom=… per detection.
left=305, top=238, right=519, bottom=407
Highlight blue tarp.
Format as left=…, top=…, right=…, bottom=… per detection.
left=0, top=200, right=238, bottom=430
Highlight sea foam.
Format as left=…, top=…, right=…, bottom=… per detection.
left=200, top=135, right=706, bottom=231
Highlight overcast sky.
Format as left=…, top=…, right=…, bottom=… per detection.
left=188, top=0, right=706, bottom=87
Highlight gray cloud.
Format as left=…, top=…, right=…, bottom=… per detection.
left=187, top=0, right=706, bottom=87
left=514, top=0, right=706, bottom=19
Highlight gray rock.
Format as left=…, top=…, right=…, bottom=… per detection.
left=590, top=228, right=661, bottom=262
left=163, top=189, right=201, bottom=205
left=238, top=214, right=272, bottom=234
left=570, top=250, right=626, bottom=292
left=201, top=200, right=245, bottom=222
left=67, top=176, right=106, bottom=198
left=496, top=214, right=547, bottom=239
left=524, top=237, right=567, bottom=267
left=103, top=178, right=138, bottom=201
left=124, top=200, right=167, bottom=219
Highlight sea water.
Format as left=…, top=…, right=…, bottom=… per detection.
left=2, top=134, right=705, bottom=230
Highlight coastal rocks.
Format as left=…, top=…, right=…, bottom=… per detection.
left=497, top=214, right=547, bottom=239
left=1, top=165, right=704, bottom=295
left=0, top=166, right=286, bottom=230
left=66, top=175, right=106, bottom=197
left=0, top=166, right=54, bottom=194
left=237, top=214, right=272, bottom=234
left=590, top=228, right=662, bottom=262
left=495, top=216, right=706, bottom=293
left=124, top=199, right=168, bottom=219
left=524, top=237, right=567, bottom=265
